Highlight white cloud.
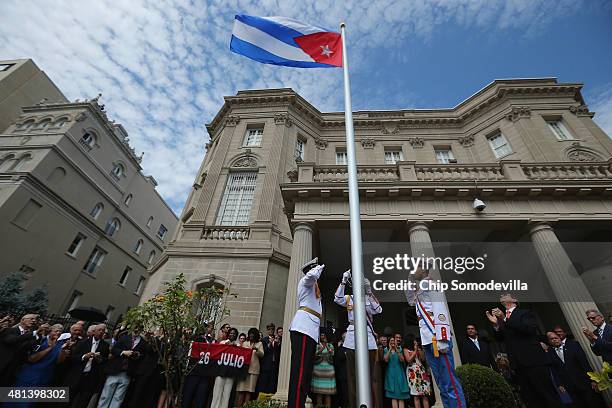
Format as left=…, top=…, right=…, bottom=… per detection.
left=591, top=85, right=612, bottom=139
left=0, top=0, right=589, bottom=213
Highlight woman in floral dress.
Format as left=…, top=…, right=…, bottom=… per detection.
left=403, top=336, right=431, bottom=408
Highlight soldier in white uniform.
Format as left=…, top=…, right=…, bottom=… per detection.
left=405, top=267, right=466, bottom=408
left=289, top=258, right=325, bottom=408
left=335, top=270, right=382, bottom=408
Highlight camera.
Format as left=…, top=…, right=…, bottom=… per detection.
left=472, top=198, right=486, bottom=212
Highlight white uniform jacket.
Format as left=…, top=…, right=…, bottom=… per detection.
left=405, top=278, right=452, bottom=351
left=290, top=264, right=324, bottom=342
left=334, top=283, right=382, bottom=350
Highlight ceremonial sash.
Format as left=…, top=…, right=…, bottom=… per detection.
left=416, top=298, right=439, bottom=357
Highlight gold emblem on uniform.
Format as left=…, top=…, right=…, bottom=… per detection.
left=438, top=314, right=446, bottom=322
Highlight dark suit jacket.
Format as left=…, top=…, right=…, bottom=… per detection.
left=64, top=337, right=110, bottom=391
left=105, top=334, right=148, bottom=376
left=0, top=326, right=36, bottom=385
left=591, top=324, right=612, bottom=364
left=260, top=336, right=280, bottom=371
left=459, top=336, right=495, bottom=367
left=492, top=308, right=549, bottom=368
left=549, top=339, right=594, bottom=392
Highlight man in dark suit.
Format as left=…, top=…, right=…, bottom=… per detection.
left=583, top=309, right=612, bottom=364
left=547, top=331, right=605, bottom=408
left=97, top=326, right=147, bottom=408
left=486, top=293, right=562, bottom=408
left=256, top=322, right=281, bottom=394
left=65, top=324, right=110, bottom=408
left=0, top=313, right=38, bottom=386
left=458, top=324, right=495, bottom=368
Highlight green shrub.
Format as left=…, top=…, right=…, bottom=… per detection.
left=456, top=364, right=518, bottom=408
left=243, top=400, right=287, bottom=408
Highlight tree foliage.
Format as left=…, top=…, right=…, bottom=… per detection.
left=0, top=272, right=48, bottom=317
left=456, top=364, right=518, bottom=408
left=123, top=273, right=234, bottom=407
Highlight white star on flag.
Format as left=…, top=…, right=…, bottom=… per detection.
left=320, top=45, right=333, bottom=57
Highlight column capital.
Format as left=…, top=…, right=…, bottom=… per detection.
left=406, top=220, right=433, bottom=234
left=527, top=219, right=558, bottom=235
left=291, top=221, right=315, bottom=234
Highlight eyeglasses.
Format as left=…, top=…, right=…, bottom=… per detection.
left=586, top=316, right=599, bottom=320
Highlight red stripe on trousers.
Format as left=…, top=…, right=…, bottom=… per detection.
left=296, top=334, right=307, bottom=408
left=443, top=354, right=463, bottom=408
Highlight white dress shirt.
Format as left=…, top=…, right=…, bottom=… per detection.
left=83, top=338, right=100, bottom=373
left=290, top=265, right=324, bottom=342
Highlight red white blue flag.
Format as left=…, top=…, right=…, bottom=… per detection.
left=230, top=14, right=342, bottom=68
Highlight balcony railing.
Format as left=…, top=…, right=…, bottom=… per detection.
left=292, top=160, right=612, bottom=183
left=201, top=226, right=250, bottom=240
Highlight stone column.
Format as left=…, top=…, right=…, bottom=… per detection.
left=407, top=221, right=460, bottom=408
left=529, top=222, right=604, bottom=372
left=274, top=222, right=314, bottom=401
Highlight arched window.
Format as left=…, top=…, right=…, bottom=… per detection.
left=90, top=203, right=103, bottom=219
left=148, top=250, right=156, bottom=265
left=134, top=239, right=143, bottom=254
left=105, top=218, right=121, bottom=236
left=79, top=132, right=96, bottom=150
left=111, top=163, right=125, bottom=180
left=146, top=216, right=154, bottom=228
left=0, top=154, right=15, bottom=171
left=16, top=120, right=36, bottom=131
left=36, top=118, right=52, bottom=130
left=54, top=117, right=69, bottom=128
left=47, top=166, right=66, bottom=183
left=124, top=194, right=133, bottom=206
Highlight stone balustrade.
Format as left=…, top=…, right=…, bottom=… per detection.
left=521, top=162, right=612, bottom=180
left=292, top=160, right=612, bottom=183
left=201, top=226, right=250, bottom=240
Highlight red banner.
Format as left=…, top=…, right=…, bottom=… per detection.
left=188, top=342, right=252, bottom=378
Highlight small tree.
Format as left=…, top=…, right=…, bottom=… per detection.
left=23, top=286, right=49, bottom=316
left=589, top=362, right=612, bottom=391
left=0, top=272, right=26, bottom=315
left=123, top=273, right=234, bottom=407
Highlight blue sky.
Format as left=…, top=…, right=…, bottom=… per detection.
left=1, top=0, right=611, bottom=214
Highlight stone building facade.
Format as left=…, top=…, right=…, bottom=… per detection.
left=0, top=59, right=177, bottom=321
left=144, top=78, right=612, bottom=398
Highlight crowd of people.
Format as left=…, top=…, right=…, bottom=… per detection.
left=1, top=282, right=611, bottom=408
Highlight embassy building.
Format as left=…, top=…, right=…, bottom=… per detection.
left=142, top=78, right=612, bottom=397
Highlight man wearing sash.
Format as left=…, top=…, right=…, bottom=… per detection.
left=334, top=270, right=383, bottom=408
left=288, top=258, right=325, bottom=408
left=406, top=267, right=466, bottom=408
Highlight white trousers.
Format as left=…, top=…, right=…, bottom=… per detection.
left=210, top=376, right=235, bottom=408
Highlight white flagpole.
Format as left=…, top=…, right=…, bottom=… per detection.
left=340, top=22, right=371, bottom=408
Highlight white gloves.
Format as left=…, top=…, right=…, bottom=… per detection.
left=364, top=279, right=372, bottom=295
left=342, top=270, right=351, bottom=284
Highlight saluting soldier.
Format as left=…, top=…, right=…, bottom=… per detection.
left=335, top=270, right=383, bottom=408
left=406, top=267, right=466, bottom=408
left=288, top=258, right=325, bottom=408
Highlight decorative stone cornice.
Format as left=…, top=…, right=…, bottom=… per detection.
left=380, top=121, right=400, bottom=134
left=458, top=134, right=475, bottom=147
left=274, top=113, right=293, bottom=127
left=314, top=137, right=328, bottom=150
left=361, top=138, right=376, bottom=149
left=505, top=106, right=531, bottom=122
left=409, top=137, right=424, bottom=149
left=224, top=115, right=241, bottom=127
left=569, top=104, right=593, bottom=117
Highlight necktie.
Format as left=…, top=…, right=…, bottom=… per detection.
left=556, top=347, right=564, bottom=363
left=597, top=327, right=603, bottom=337
left=505, top=310, right=511, bottom=320
left=474, top=339, right=480, bottom=351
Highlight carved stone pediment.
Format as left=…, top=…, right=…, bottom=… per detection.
left=274, top=113, right=293, bottom=127
left=409, top=137, right=424, bottom=149
left=458, top=134, right=475, bottom=147
left=231, top=156, right=258, bottom=168
left=361, top=138, right=376, bottom=149
left=380, top=121, right=400, bottom=135
left=505, top=106, right=531, bottom=122
left=314, top=137, right=328, bottom=150
left=75, top=112, right=87, bottom=122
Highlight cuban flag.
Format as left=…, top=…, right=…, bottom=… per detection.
left=230, top=14, right=342, bottom=68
